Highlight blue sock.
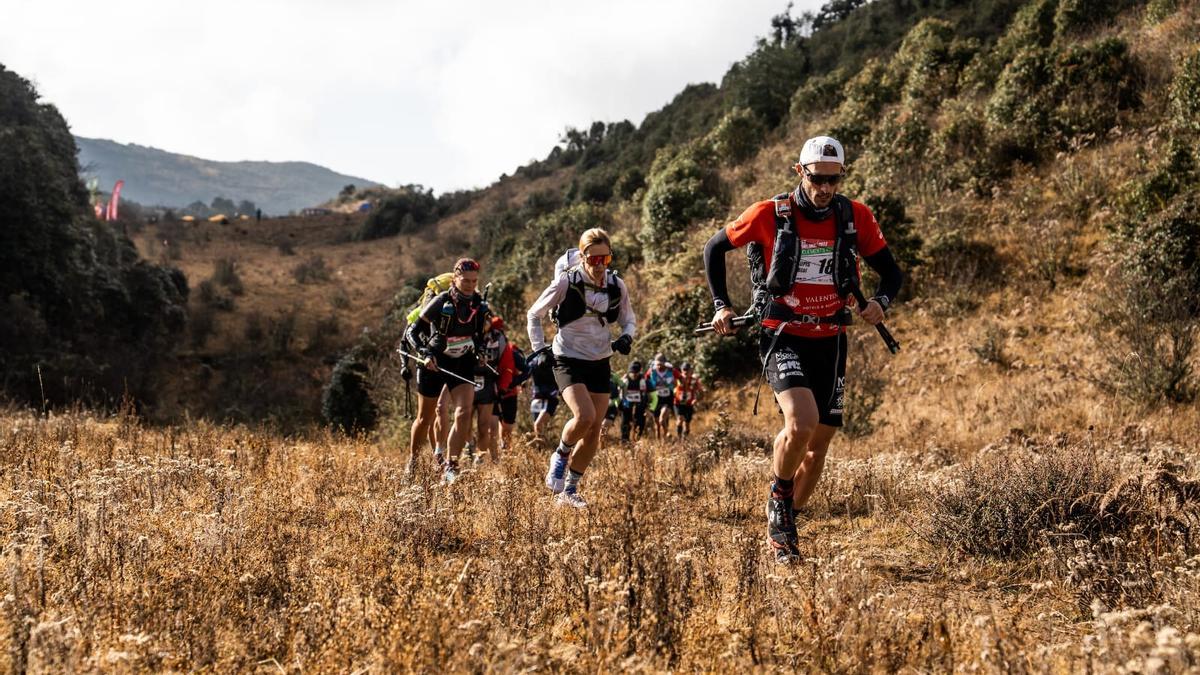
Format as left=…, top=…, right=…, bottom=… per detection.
left=564, top=469, right=583, bottom=494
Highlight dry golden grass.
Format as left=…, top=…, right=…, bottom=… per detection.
left=3, top=396, right=1198, bottom=671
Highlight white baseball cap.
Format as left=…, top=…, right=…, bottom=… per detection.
left=798, top=136, right=844, bottom=167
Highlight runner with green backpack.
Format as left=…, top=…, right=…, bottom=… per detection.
left=403, top=258, right=492, bottom=483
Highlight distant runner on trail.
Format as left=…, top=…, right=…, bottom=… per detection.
left=527, top=228, right=636, bottom=508
left=702, top=136, right=903, bottom=563
left=404, top=258, right=491, bottom=484
left=646, top=353, right=679, bottom=440
left=619, top=360, right=649, bottom=442
left=673, top=361, right=703, bottom=438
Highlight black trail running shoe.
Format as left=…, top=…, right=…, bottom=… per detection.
left=766, top=493, right=801, bottom=563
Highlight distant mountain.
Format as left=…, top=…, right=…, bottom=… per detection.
left=75, top=137, right=383, bottom=214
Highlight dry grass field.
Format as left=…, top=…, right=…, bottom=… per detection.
left=3, top=375, right=1198, bottom=671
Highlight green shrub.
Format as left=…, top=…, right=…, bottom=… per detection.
left=788, top=68, right=848, bottom=120
left=961, top=0, right=1056, bottom=93
left=930, top=98, right=995, bottom=192
left=640, top=142, right=724, bottom=262
left=356, top=185, right=439, bottom=240
left=640, top=285, right=758, bottom=383
left=1103, top=195, right=1200, bottom=404
left=1120, top=138, right=1198, bottom=222
left=1055, top=0, right=1138, bottom=36
left=854, top=111, right=932, bottom=196
left=322, top=346, right=378, bottom=434
left=720, top=39, right=808, bottom=127
left=985, top=45, right=1056, bottom=165
left=1144, top=0, right=1178, bottom=25
left=864, top=194, right=922, bottom=274
left=829, top=59, right=899, bottom=149
left=1052, top=38, right=1142, bottom=140
left=1168, top=48, right=1200, bottom=137
left=706, top=107, right=764, bottom=164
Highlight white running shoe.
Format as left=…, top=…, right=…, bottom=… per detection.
left=443, top=464, right=459, bottom=485
left=556, top=490, right=587, bottom=509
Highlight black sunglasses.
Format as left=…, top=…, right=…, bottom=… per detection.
left=804, top=170, right=843, bottom=186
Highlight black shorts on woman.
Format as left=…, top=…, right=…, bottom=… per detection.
left=416, top=353, right=476, bottom=398
left=553, top=356, right=612, bottom=395
left=760, top=332, right=847, bottom=427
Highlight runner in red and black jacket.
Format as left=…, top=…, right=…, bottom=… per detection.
left=703, top=136, right=902, bottom=563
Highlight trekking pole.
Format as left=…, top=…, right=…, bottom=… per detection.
left=848, top=287, right=900, bottom=354
left=395, top=348, right=478, bottom=387
left=693, top=311, right=757, bottom=335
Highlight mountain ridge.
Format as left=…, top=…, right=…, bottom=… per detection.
left=75, top=136, right=383, bottom=214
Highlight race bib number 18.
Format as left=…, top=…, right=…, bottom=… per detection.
left=795, top=239, right=835, bottom=286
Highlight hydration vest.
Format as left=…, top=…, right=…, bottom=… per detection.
left=748, top=191, right=861, bottom=319
left=551, top=268, right=623, bottom=327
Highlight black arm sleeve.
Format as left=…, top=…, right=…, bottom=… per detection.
left=703, top=228, right=737, bottom=311
left=863, top=246, right=903, bottom=306
left=404, top=317, right=430, bottom=351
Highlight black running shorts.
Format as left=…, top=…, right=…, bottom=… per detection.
left=498, top=395, right=518, bottom=425
left=674, top=403, right=694, bottom=422
left=760, top=332, right=847, bottom=427
left=416, top=354, right=476, bottom=398
left=473, top=373, right=497, bottom=405
left=552, top=356, right=612, bottom=395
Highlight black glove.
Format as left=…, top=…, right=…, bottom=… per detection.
left=611, top=334, right=632, bottom=355
left=400, top=364, right=413, bottom=380
left=426, top=333, right=446, bottom=356
left=529, top=347, right=553, bottom=373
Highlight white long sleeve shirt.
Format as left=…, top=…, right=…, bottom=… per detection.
left=527, top=270, right=636, bottom=361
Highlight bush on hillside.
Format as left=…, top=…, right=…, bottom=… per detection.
left=960, top=0, right=1056, bottom=93
left=1054, top=0, right=1140, bottom=36
left=829, top=59, right=900, bottom=150
left=1102, top=195, right=1200, bottom=404
left=853, top=111, right=932, bottom=197
left=356, top=185, right=439, bottom=240
left=1169, top=48, right=1200, bottom=137
left=864, top=194, right=922, bottom=275
left=720, top=37, right=808, bottom=128
left=985, top=45, right=1057, bottom=165
left=322, top=346, right=377, bottom=434
left=706, top=107, right=765, bottom=164
left=640, top=142, right=724, bottom=263
left=788, top=67, right=849, bottom=120
left=1052, top=38, right=1142, bottom=140
left=885, top=18, right=971, bottom=111
left=1120, top=138, right=1198, bottom=223
left=0, top=63, right=188, bottom=408
left=1144, top=0, right=1178, bottom=25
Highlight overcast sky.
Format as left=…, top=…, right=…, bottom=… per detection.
left=2, top=0, right=820, bottom=192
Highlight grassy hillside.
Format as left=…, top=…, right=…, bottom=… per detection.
left=76, top=137, right=383, bottom=215
left=3, top=0, right=1200, bottom=669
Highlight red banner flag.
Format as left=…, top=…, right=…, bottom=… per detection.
left=106, top=180, right=124, bottom=221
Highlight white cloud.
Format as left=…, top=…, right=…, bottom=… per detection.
left=0, top=0, right=821, bottom=191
